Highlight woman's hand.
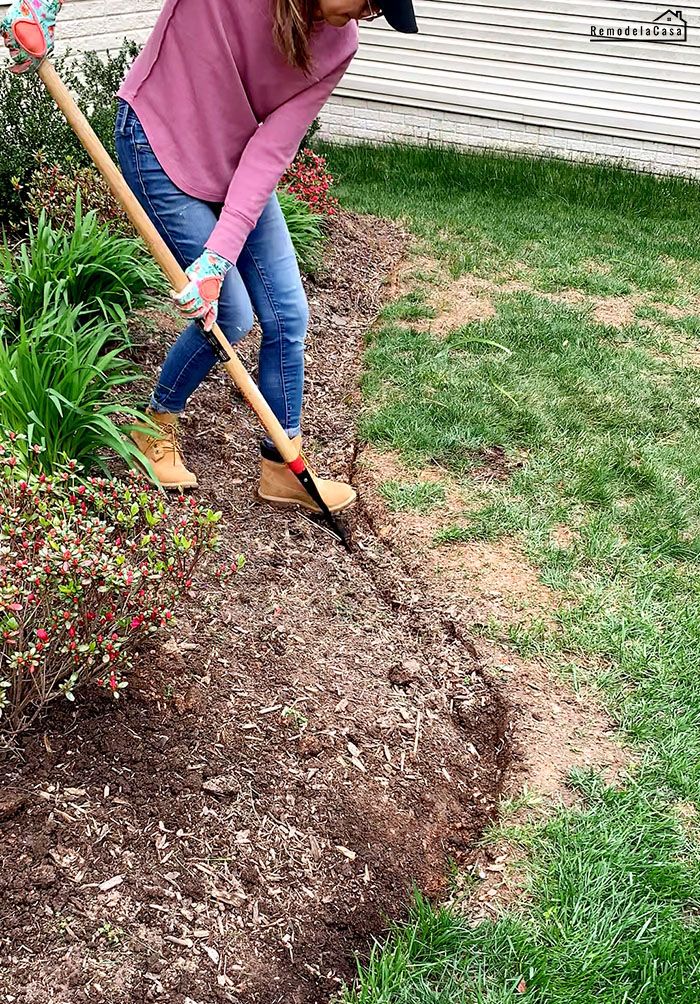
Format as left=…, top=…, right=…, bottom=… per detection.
left=1, top=0, right=63, bottom=75
left=171, top=250, right=233, bottom=332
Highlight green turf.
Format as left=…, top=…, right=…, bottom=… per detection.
left=322, top=142, right=700, bottom=1003
left=378, top=291, right=437, bottom=323
left=347, top=779, right=700, bottom=1004
left=321, top=141, right=700, bottom=299
left=379, top=480, right=445, bottom=513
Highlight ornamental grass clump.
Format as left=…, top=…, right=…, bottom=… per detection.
left=0, top=440, right=234, bottom=741
left=0, top=196, right=164, bottom=336
left=0, top=304, right=146, bottom=474
left=276, top=189, right=325, bottom=275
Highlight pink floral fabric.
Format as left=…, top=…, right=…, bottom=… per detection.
left=170, top=249, right=232, bottom=332
left=1, top=0, right=62, bottom=74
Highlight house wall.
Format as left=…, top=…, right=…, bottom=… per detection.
left=325, top=0, right=700, bottom=176
left=24, top=0, right=700, bottom=177
left=318, top=95, right=700, bottom=177
left=56, top=0, right=162, bottom=56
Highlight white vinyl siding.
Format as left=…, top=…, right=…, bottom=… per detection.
left=342, top=0, right=700, bottom=150
left=56, top=0, right=161, bottom=57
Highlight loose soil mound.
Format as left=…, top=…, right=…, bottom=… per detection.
left=0, top=214, right=509, bottom=1004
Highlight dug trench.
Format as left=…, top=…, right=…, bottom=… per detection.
left=0, top=213, right=511, bottom=1004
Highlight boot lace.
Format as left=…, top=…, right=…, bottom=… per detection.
left=150, top=422, right=180, bottom=463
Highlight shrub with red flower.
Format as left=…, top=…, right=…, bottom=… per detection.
left=22, top=153, right=134, bottom=237
left=280, top=148, right=339, bottom=217
left=0, top=437, right=240, bottom=741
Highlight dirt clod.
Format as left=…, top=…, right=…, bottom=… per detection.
left=0, top=791, right=29, bottom=822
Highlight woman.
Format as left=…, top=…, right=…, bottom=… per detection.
left=2, top=0, right=417, bottom=512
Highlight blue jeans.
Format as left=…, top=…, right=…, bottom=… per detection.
left=114, top=99, right=307, bottom=439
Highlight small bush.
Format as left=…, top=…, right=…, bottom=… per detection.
left=281, top=148, right=339, bottom=216
left=277, top=189, right=325, bottom=274
left=0, top=304, right=145, bottom=474
left=0, top=42, right=140, bottom=225
left=24, top=160, right=331, bottom=278
left=0, top=198, right=164, bottom=334
left=0, top=54, right=79, bottom=223
left=24, top=156, right=133, bottom=237
left=300, top=117, right=321, bottom=152
left=73, top=42, right=142, bottom=160
left=0, top=447, right=230, bottom=740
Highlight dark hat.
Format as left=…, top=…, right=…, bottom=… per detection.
left=381, top=0, right=418, bottom=33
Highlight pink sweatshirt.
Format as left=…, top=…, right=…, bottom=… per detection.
left=118, top=0, right=358, bottom=264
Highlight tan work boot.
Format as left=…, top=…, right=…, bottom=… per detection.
left=131, top=409, right=198, bottom=490
left=257, top=436, right=356, bottom=513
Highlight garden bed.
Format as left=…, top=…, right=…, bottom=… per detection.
left=0, top=212, right=510, bottom=1004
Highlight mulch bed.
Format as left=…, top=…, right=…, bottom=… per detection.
left=0, top=213, right=510, bottom=1004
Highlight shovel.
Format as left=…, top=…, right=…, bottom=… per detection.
left=4, top=42, right=350, bottom=547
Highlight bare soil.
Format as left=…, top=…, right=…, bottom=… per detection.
left=356, top=444, right=630, bottom=925
left=0, top=215, right=510, bottom=1004
left=389, top=252, right=700, bottom=337
left=356, top=449, right=628, bottom=806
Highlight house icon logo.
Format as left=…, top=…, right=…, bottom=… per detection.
left=590, top=7, right=687, bottom=41
left=654, top=8, right=686, bottom=25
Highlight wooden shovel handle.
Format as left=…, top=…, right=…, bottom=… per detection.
left=37, top=60, right=300, bottom=464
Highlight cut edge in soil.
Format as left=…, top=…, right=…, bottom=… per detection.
left=354, top=236, right=636, bottom=923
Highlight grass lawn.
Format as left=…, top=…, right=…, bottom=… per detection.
left=321, top=141, right=700, bottom=1002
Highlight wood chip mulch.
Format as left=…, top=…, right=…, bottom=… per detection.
left=0, top=213, right=511, bottom=1004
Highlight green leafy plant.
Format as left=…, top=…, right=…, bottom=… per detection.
left=74, top=42, right=142, bottom=161
left=0, top=304, right=145, bottom=474
left=0, top=42, right=140, bottom=223
left=277, top=189, right=325, bottom=274
left=0, top=446, right=232, bottom=740
left=0, top=197, right=164, bottom=334
left=0, top=54, right=80, bottom=222
left=300, top=117, right=321, bottom=152
left=95, top=921, right=124, bottom=947
left=24, top=156, right=133, bottom=237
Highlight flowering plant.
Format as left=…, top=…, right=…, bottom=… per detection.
left=22, top=154, right=134, bottom=237
left=0, top=438, right=238, bottom=740
left=280, top=148, right=339, bottom=217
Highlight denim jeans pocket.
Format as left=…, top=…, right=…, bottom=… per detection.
left=116, top=99, right=153, bottom=151
left=130, top=114, right=153, bottom=151
left=115, top=98, right=130, bottom=139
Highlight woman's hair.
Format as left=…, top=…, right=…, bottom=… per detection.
left=271, top=0, right=317, bottom=73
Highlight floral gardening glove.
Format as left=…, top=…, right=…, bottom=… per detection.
left=171, top=249, right=232, bottom=333
left=1, top=0, right=63, bottom=75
